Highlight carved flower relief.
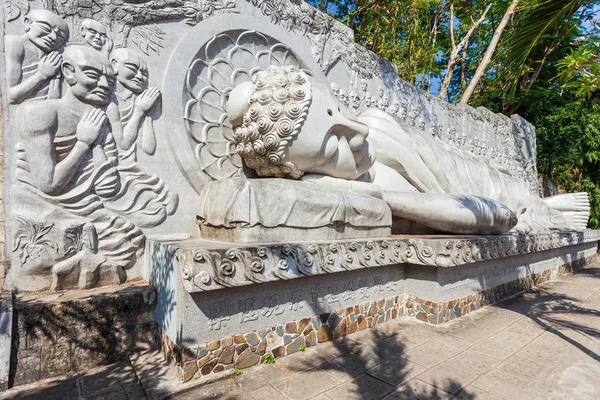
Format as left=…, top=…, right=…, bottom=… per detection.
left=13, top=217, right=58, bottom=268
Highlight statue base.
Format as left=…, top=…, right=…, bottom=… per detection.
left=6, top=283, right=158, bottom=387
left=146, top=230, right=600, bottom=382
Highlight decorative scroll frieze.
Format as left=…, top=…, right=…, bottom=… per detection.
left=175, top=230, right=600, bottom=292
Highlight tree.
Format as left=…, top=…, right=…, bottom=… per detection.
left=439, top=3, right=491, bottom=100
left=460, top=0, right=519, bottom=103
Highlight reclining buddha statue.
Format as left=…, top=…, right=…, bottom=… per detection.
left=217, top=65, right=588, bottom=236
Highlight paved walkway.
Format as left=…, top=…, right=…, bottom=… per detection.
left=3, top=264, right=600, bottom=399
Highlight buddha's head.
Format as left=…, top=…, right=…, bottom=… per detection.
left=227, top=66, right=374, bottom=181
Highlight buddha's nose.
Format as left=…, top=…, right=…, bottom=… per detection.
left=334, top=117, right=369, bottom=151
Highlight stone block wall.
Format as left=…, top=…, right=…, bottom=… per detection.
left=9, top=283, right=158, bottom=387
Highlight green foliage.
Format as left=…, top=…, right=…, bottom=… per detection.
left=299, top=345, right=306, bottom=352
left=522, top=98, right=600, bottom=228
left=555, top=45, right=600, bottom=99
left=263, top=354, right=275, bottom=364
left=235, top=368, right=243, bottom=376
left=500, top=0, right=589, bottom=99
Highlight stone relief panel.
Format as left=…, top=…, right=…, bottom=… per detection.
left=1, top=1, right=590, bottom=293
left=3, top=7, right=179, bottom=292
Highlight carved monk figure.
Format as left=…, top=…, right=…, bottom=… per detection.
left=226, top=66, right=588, bottom=234
left=108, top=47, right=178, bottom=214
left=110, top=47, right=161, bottom=162
left=14, top=45, right=176, bottom=289
left=80, top=19, right=112, bottom=56
left=5, top=9, right=69, bottom=104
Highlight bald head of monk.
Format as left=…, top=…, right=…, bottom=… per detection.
left=24, top=9, right=69, bottom=52
left=62, top=45, right=115, bottom=106
left=80, top=19, right=108, bottom=51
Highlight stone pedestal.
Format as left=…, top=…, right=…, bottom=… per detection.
left=8, top=283, right=158, bottom=387
left=147, top=230, right=600, bottom=381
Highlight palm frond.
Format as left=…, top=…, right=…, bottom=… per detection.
left=501, top=0, right=586, bottom=98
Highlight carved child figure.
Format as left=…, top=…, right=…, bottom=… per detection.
left=110, top=47, right=161, bottom=162
left=5, top=9, right=69, bottom=104
left=80, top=19, right=113, bottom=56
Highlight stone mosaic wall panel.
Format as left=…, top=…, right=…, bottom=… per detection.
left=162, top=295, right=405, bottom=381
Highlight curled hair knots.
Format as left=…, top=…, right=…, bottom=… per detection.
left=232, top=65, right=312, bottom=180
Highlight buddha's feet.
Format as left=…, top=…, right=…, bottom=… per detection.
left=561, top=211, right=590, bottom=230
left=543, top=192, right=590, bottom=212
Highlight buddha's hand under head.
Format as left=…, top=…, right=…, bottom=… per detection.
left=301, top=174, right=384, bottom=199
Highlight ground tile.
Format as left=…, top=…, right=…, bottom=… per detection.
left=0, top=378, right=80, bottom=400
left=446, top=350, right=500, bottom=374
left=417, top=360, right=480, bottom=394
left=456, top=385, right=505, bottom=399
left=318, top=351, right=378, bottom=382
left=471, top=368, right=539, bottom=399
left=173, top=378, right=242, bottom=399
left=273, top=368, right=338, bottom=400
left=401, top=335, right=471, bottom=367
left=233, top=363, right=292, bottom=392
left=86, top=386, right=129, bottom=400
left=365, top=358, right=426, bottom=386
left=544, top=358, right=600, bottom=400
left=470, top=328, right=532, bottom=360
left=240, top=385, right=287, bottom=400
left=317, top=337, right=363, bottom=358
left=496, top=352, right=550, bottom=382
left=324, top=373, right=393, bottom=400
left=382, top=378, right=452, bottom=400
left=446, top=324, right=502, bottom=344
left=383, top=326, right=443, bottom=350
left=349, top=337, right=406, bottom=363
left=308, top=395, right=333, bottom=400
left=275, top=347, right=333, bottom=374
left=80, top=363, right=138, bottom=396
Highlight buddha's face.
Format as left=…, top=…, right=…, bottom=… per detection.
left=286, top=76, right=375, bottom=180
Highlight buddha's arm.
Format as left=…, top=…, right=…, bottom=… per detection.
left=301, top=174, right=384, bottom=198
left=383, top=191, right=517, bottom=235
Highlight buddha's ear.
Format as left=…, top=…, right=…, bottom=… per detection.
left=226, top=81, right=254, bottom=127
left=62, top=62, right=77, bottom=85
